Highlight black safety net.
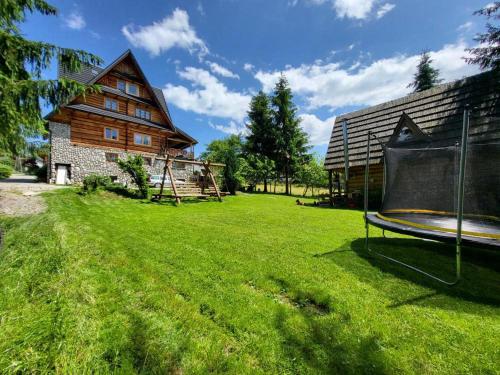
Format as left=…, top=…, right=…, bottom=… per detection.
left=380, top=142, right=500, bottom=235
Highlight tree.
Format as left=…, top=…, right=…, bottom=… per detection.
left=240, top=154, right=275, bottom=191
left=245, top=91, right=275, bottom=192
left=296, top=155, right=328, bottom=197
left=271, top=74, right=310, bottom=195
left=465, top=2, right=500, bottom=72
left=0, top=0, right=102, bottom=154
left=408, top=51, right=443, bottom=92
left=117, top=155, right=149, bottom=198
left=201, top=135, right=245, bottom=195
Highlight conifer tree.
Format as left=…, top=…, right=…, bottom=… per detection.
left=465, top=2, right=500, bottom=72
left=271, top=75, right=310, bottom=195
left=246, top=91, right=275, bottom=192
left=408, top=51, right=442, bottom=92
left=0, top=0, right=103, bottom=153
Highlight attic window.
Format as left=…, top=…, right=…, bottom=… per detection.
left=396, top=126, right=415, bottom=142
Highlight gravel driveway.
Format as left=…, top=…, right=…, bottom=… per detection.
left=0, top=174, right=66, bottom=216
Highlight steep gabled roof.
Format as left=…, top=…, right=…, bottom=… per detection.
left=59, top=49, right=175, bottom=131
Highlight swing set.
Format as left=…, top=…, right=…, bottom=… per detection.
left=151, top=155, right=227, bottom=204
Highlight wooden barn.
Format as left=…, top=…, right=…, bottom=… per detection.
left=324, top=70, right=500, bottom=202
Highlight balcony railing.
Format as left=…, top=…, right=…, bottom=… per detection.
left=165, top=148, right=194, bottom=159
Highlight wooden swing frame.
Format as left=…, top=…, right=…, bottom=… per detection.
left=153, top=155, right=225, bottom=204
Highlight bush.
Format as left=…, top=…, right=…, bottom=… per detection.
left=82, top=174, right=111, bottom=194
left=117, top=155, right=149, bottom=198
left=35, top=165, right=47, bottom=182
left=0, top=164, right=13, bottom=179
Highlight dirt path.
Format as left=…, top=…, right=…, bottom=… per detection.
left=0, top=175, right=66, bottom=216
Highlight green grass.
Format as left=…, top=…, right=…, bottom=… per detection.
left=0, top=190, right=498, bottom=374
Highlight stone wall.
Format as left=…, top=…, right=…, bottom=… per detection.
left=49, top=121, right=193, bottom=185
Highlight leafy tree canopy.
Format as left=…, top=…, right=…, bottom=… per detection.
left=0, top=0, right=103, bottom=153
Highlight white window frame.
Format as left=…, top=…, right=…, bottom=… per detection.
left=104, top=98, right=118, bottom=111
left=134, top=133, right=152, bottom=146
left=135, top=108, right=151, bottom=120
left=126, top=82, right=138, bottom=95
left=117, top=80, right=126, bottom=91
left=104, top=127, right=119, bottom=141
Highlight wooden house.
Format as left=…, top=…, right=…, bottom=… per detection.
left=46, top=49, right=197, bottom=185
left=324, top=71, right=500, bottom=199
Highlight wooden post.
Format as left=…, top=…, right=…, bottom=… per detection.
left=204, top=161, right=222, bottom=202
left=158, top=155, right=169, bottom=199
left=166, top=157, right=180, bottom=204
left=328, top=170, right=333, bottom=207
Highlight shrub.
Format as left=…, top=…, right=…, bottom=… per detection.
left=0, top=164, right=13, bottom=179
left=117, top=155, right=149, bottom=198
left=35, top=165, right=47, bottom=182
left=82, top=174, right=111, bottom=194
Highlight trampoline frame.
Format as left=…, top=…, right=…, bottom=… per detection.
left=364, top=106, right=471, bottom=286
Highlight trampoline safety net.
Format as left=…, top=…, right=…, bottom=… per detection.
left=381, top=143, right=500, bottom=231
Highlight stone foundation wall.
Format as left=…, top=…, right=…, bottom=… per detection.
left=49, top=122, right=193, bottom=185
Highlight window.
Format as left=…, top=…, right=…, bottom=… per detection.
left=143, top=157, right=152, bottom=166
left=105, top=153, right=118, bottom=162
left=127, top=83, right=138, bottom=95
left=135, top=108, right=151, bottom=120
left=104, top=127, right=119, bottom=141
left=134, top=133, right=151, bottom=146
left=173, top=161, right=186, bottom=170
left=117, top=80, right=126, bottom=91
left=105, top=98, right=118, bottom=111
left=117, top=80, right=139, bottom=96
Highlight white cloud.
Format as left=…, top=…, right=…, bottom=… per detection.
left=207, top=61, right=240, bottom=79
left=197, top=2, right=205, bottom=16
left=243, top=63, right=255, bottom=72
left=255, top=40, right=480, bottom=110
left=376, top=3, right=395, bottom=19
left=457, top=21, right=473, bottom=32
left=301, top=0, right=394, bottom=20
left=122, top=8, right=208, bottom=57
left=333, top=0, right=376, bottom=19
left=163, top=67, right=251, bottom=121
left=209, top=120, right=247, bottom=135
left=299, top=114, right=336, bottom=145
left=65, top=11, right=86, bottom=30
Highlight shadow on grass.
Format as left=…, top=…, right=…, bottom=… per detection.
left=317, top=237, right=500, bottom=311
left=274, top=295, right=388, bottom=374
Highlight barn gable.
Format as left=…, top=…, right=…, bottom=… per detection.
left=325, top=70, right=500, bottom=171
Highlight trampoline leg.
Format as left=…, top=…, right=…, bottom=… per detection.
left=366, top=238, right=461, bottom=286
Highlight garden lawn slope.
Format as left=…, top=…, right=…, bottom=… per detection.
left=0, top=191, right=499, bottom=374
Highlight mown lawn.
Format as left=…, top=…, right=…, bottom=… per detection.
left=0, top=190, right=498, bottom=374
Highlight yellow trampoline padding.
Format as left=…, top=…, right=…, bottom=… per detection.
left=376, top=213, right=500, bottom=240
left=381, top=209, right=500, bottom=223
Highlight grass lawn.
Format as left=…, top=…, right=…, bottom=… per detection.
left=0, top=190, right=498, bottom=374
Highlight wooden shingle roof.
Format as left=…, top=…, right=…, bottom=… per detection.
left=325, top=71, right=500, bottom=170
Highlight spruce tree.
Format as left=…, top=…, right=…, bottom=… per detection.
left=465, top=2, right=500, bottom=72
left=0, top=0, right=103, bottom=153
left=246, top=91, right=275, bottom=192
left=408, top=51, right=443, bottom=92
left=271, top=75, right=310, bottom=195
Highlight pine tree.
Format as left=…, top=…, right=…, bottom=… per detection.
left=465, top=2, right=500, bottom=72
left=408, top=51, right=443, bottom=92
left=0, top=0, right=103, bottom=153
left=271, top=74, right=310, bottom=195
left=245, top=91, right=275, bottom=192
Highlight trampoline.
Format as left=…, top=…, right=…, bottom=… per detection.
left=364, top=107, right=500, bottom=285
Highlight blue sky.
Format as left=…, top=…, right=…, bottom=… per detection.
left=23, top=0, right=486, bottom=155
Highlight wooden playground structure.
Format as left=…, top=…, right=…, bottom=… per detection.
left=151, top=156, right=227, bottom=204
